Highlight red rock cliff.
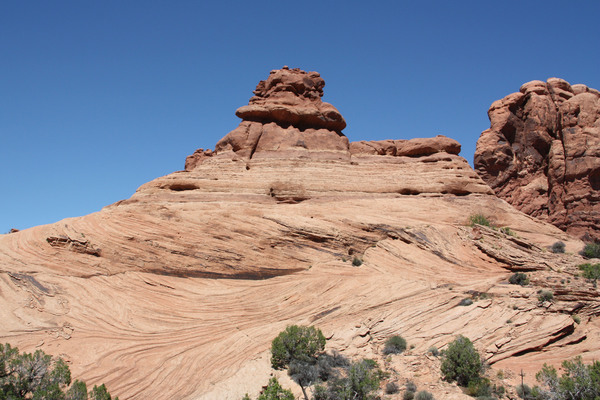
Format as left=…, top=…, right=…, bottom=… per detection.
left=474, top=78, right=600, bottom=241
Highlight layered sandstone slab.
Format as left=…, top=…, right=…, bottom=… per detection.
left=474, top=78, right=600, bottom=240
left=0, top=70, right=597, bottom=400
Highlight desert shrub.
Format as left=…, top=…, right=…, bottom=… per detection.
left=537, top=290, right=554, bottom=303
left=252, top=377, right=294, bottom=400
left=385, top=381, right=399, bottom=394
left=509, top=272, right=530, bottom=286
left=469, top=214, right=493, bottom=228
left=459, top=298, right=473, bottom=306
left=440, top=335, right=483, bottom=387
left=534, top=356, right=600, bottom=399
left=551, top=241, right=566, bottom=254
left=581, top=242, right=600, bottom=259
left=500, top=226, right=516, bottom=237
left=352, top=257, right=363, bottom=267
left=428, top=346, right=439, bottom=357
left=313, top=359, right=381, bottom=400
left=403, top=391, right=415, bottom=400
left=270, top=325, right=326, bottom=400
left=465, top=377, right=492, bottom=397
left=516, top=383, right=531, bottom=399
left=578, top=263, right=600, bottom=287
left=414, top=390, right=434, bottom=400
left=405, top=381, right=417, bottom=393
left=0, top=343, right=117, bottom=399
left=573, top=315, right=581, bottom=324
left=383, top=335, right=407, bottom=355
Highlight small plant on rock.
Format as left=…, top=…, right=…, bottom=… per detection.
left=414, top=390, right=434, bottom=400
left=551, top=241, right=566, bottom=253
left=385, top=381, right=399, bottom=394
left=581, top=242, right=600, bottom=259
left=458, top=298, right=473, bottom=306
left=383, top=335, right=407, bottom=355
left=469, top=214, right=493, bottom=228
left=509, top=272, right=530, bottom=286
left=578, top=263, right=600, bottom=288
left=537, top=290, right=554, bottom=303
left=352, top=257, right=363, bottom=267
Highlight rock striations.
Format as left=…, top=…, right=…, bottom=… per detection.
left=0, top=68, right=597, bottom=400
left=475, top=78, right=600, bottom=241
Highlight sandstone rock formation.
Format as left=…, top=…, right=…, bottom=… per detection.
left=475, top=78, right=600, bottom=241
left=0, top=69, right=597, bottom=400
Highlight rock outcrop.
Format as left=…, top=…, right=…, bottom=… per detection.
left=0, top=69, right=596, bottom=400
left=475, top=78, right=600, bottom=241
left=213, top=66, right=349, bottom=162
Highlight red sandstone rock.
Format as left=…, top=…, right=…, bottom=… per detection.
left=475, top=78, right=600, bottom=241
left=184, top=148, right=213, bottom=171
left=350, top=135, right=461, bottom=157
left=214, top=67, right=348, bottom=162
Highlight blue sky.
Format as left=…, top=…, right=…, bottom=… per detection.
left=1, top=1, right=599, bottom=232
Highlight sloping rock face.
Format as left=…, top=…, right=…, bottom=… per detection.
left=474, top=78, right=600, bottom=241
left=0, top=69, right=597, bottom=400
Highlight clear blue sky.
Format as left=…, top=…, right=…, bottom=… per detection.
left=1, top=1, right=599, bottom=232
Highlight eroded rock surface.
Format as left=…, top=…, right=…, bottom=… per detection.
left=475, top=78, right=600, bottom=241
left=1, top=70, right=597, bottom=400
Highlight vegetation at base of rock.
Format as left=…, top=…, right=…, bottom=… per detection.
left=440, top=335, right=484, bottom=388
left=270, top=325, right=327, bottom=400
left=537, top=290, right=554, bottom=303
left=551, top=241, right=566, bottom=253
left=414, top=391, right=434, bottom=400
left=352, top=257, right=363, bottom=267
left=529, top=356, right=600, bottom=399
left=573, top=315, right=581, bottom=324
left=469, top=214, right=493, bottom=228
left=509, top=272, right=530, bottom=286
left=242, top=377, right=294, bottom=400
left=312, top=359, right=382, bottom=400
left=0, top=343, right=117, bottom=400
left=581, top=242, right=600, bottom=259
left=383, top=335, right=407, bottom=355
left=578, top=263, right=600, bottom=287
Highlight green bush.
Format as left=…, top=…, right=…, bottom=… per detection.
left=573, top=315, right=581, bottom=324
left=551, top=241, right=565, bottom=253
left=271, top=325, right=326, bottom=370
left=465, top=377, right=492, bottom=397
left=500, top=227, right=516, bottom=237
left=581, top=242, right=600, bottom=259
left=469, top=214, right=493, bottom=228
left=534, top=356, right=600, bottom=399
left=0, top=343, right=117, bottom=399
left=414, top=391, right=434, bottom=400
left=509, top=272, right=530, bottom=286
left=255, top=377, right=294, bottom=400
left=313, top=359, right=381, bottom=400
left=383, top=335, right=407, bottom=355
left=537, top=290, right=554, bottom=303
left=578, top=263, right=600, bottom=287
left=352, top=257, right=363, bottom=267
left=440, top=336, right=483, bottom=387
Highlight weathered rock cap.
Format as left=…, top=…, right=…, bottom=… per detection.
left=235, top=66, right=346, bottom=131
left=350, top=135, right=461, bottom=157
